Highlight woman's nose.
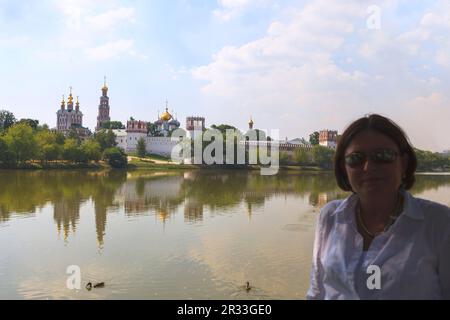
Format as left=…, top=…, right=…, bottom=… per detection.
left=362, top=158, right=376, bottom=171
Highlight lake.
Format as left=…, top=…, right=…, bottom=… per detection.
left=1, top=170, right=449, bottom=300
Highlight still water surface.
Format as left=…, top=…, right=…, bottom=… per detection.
left=1, top=170, right=449, bottom=300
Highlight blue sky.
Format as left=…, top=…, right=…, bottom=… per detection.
left=1, top=0, right=449, bottom=151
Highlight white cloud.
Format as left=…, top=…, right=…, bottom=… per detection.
left=194, top=1, right=366, bottom=123
left=401, top=92, right=450, bottom=151
left=436, top=49, right=450, bottom=67
left=213, top=0, right=270, bottom=21
left=393, top=1, right=450, bottom=68
left=85, top=39, right=144, bottom=60
left=0, top=35, right=30, bottom=47
left=52, top=0, right=98, bottom=30
left=50, top=0, right=143, bottom=60
left=193, top=0, right=450, bottom=151
left=85, top=7, right=136, bottom=30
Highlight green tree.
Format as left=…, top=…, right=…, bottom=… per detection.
left=0, top=110, right=16, bottom=133
left=208, top=124, right=245, bottom=165
left=0, top=138, right=7, bottom=164
left=136, top=137, right=147, bottom=158
left=103, top=147, right=128, bottom=168
left=75, top=147, right=89, bottom=164
left=54, top=131, right=65, bottom=145
left=62, top=139, right=79, bottom=163
left=279, top=151, right=290, bottom=165
left=311, top=145, right=335, bottom=169
left=309, top=131, right=320, bottom=145
left=294, top=148, right=311, bottom=165
left=81, top=139, right=101, bottom=162
left=254, top=129, right=267, bottom=141
left=3, top=123, right=37, bottom=164
left=100, top=121, right=125, bottom=130
left=36, top=130, right=60, bottom=164
left=415, top=148, right=450, bottom=171
left=211, top=124, right=239, bottom=134
left=147, top=122, right=158, bottom=136
left=0, top=137, right=15, bottom=167
left=95, top=129, right=117, bottom=151
left=18, top=119, right=39, bottom=130
left=68, top=127, right=82, bottom=145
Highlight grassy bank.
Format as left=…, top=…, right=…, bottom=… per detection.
left=2, top=160, right=448, bottom=174
left=0, top=153, right=333, bottom=172
left=126, top=156, right=331, bottom=172
left=4, top=155, right=447, bottom=173
left=0, top=161, right=109, bottom=170
left=127, top=157, right=199, bottom=170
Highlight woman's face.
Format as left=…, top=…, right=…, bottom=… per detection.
left=343, top=129, right=408, bottom=198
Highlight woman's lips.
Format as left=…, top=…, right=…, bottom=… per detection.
left=362, top=177, right=385, bottom=183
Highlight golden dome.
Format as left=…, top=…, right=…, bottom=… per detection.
left=68, top=86, right=73, bottom=103
left=160, top=108, right=172, bottom=121
left=102, top=76, right=108, bottom=90
left=249, top=117, right=254, bottom=125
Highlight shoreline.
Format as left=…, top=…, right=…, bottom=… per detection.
left=1, top=161, right=449, bottom=174
left=1, top=156, right=449, bottom=173
left=0, top=160, right=329, bottom=172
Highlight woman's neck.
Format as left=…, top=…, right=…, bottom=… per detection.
left=358, top=192, right=400, bottom=225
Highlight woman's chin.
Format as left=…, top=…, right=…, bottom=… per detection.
left=358, top=183, right=394, bottom=196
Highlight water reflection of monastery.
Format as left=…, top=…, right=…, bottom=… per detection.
left=114, top=173, right=212, bottom=224
left=116, top=175, right=186, bottom=223
left=54, top=200, right=81, bottom=241
left=0, top=170, right=351, bottom=249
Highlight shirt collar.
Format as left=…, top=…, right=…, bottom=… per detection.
left=333, top=193, right=358, bottom=224
left=400, top=189, right=424, bottom=220
left=333, top=189, right=424, bottom=223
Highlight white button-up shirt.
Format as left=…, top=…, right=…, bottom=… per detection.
left=306, top=190, right=450, bottom=300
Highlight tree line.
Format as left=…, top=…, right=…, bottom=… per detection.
left=280, top=145, right=450, bottom=171
left=2, top=111, right=449, bottom=171
left=0, top=110, right=127, bottom=168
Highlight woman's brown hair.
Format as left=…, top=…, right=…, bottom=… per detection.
left=334, top=114, right=417, bottom=192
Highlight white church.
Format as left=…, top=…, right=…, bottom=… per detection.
left=114, top=106, right=205, bottom=157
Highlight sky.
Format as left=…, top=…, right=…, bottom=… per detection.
left=0, top=0, right=449, bottom=152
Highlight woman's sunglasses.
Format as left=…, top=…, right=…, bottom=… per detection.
left=345, top=149, right=399, bottom=168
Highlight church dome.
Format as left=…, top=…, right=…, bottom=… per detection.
left=102, top=76, right=108, bottom=91
left=160, top=108, right=172, bottom=122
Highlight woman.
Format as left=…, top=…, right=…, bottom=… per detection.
left=307, top=114, right=450, bottom=300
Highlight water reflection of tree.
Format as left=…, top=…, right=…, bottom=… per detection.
left=2, top=170, right=450, bottom=246
left=184, top=198, right=204, bottom=223
left=0, top=171, right=52, bottom=221
left=121, top=175, right=185, bottom=220
left=0, top=170, right=127, bottom=245
left=90, top=171, right=127, bottom=247
left=245, top=172, right=348, bottom=208
left=181, top=171, right=347, bottom=217
left=412, top=175, right=450, bottom=194
left=181, top=171, right=249, bottom=213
